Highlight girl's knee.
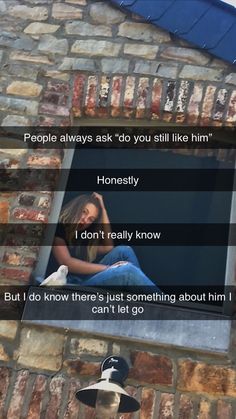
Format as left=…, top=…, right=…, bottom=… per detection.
left=119, top=262, right=138, bottom=275
left=116, top=245, right=135, bottom=256
left=118, top=264, right=145, bottom=285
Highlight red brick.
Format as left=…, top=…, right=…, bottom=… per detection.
left=3, top=251, right=21, bottom=266
left=158, top=393, right=174, bottom=419
left=0, top=158, right=19, bottom=169
left=212, top=120, right=223, bottom=127
left=7, top=223, right=44, bottom=238
left=197, top=399, right=212, bottom=419
left=5, top=223, right=46, bottom=241
left=64, top=359, right=100, bottom=376
left=7, top=370, right=29, bottom=418
left=26, top=375, right=47, bottom=419
left=119, top=386, right=138, bottom=419
left=151, top=78, right=162, bottom=119
left=0, top=367, right=11, bottom=416
left=4, top=236, right=39, bottom=249
left=60, top=118, right=71, bottom=127
left=63, top=378, right=81, bottom=419
left=43, top=91, right=68, bottom=106
left=72, top=74, right=86, bottom=117
left=111, top=76, right=123, bottom=117
left=140, top=388, right=156, bottom=419
left=216, top=400, right=233, bottom=419
left=85, top=75, right=98, bottom=117
left=38, top=116, right=60, bottom=126
left=38, top=196, right=51, bottom=209
left=97, top=75, right=110, bottom=118
left=0, top=193, right=16, bottom=199
left=12, top=207, right=48, bottom=223
left=213, top=89, right=229, bottom=121
left=163, top=81, right=177, bottom=122
left=21, top=256, right=36, bottom=268
left=27, top=155, right=61, bottom=168
left=123, top=76, right=136, bottom=118
left=176, top=80, right=190, bottom=123
left=187, top=82, right=203, bottom=124
left=83, top=405, right=96, bottom=419
left=18, top=193, right=35, bottom=207
left=136, top=77, right=149, bottom=119
left=200, top=85, right=216, bottom=126
left=226, top=90, right=236, bottom=123
left=178, top=360, right=236, bottom=397
left=45, top=376, right=65, bottom=419
left=47, top=81, right=70, bottom=94
left=19, top=168, right=60, bottom=191
left=0, top=267, right=30, bottom=282
left=39, top=103, right=70, bottom=117
left=130, top=351, right=173, bottom=386
left=0, top=201, right=9, bottom=223
left=178, top=394, right=194, bottom=419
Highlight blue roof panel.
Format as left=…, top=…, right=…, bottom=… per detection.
left=110, top=0, right=236, bottom=64
left=119, top=0, right=137, bottom=6
left=123, top=0, right=175, bottom=21
left=184, top=6, right=236, bottom=48
left=211, top=23, right=236, bottom=63
left=151, top=1, right=212, bottom=34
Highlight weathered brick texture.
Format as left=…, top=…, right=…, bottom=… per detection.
left=0, top=1, right=236, bottom=418
left=0, top=0, right=235, bottom=128
left=178, top=360, right=236, bottom=397
left=130, top=351, right=173, bottom=386
left=70, top=72, right=236, bottom=125
left=27, top=375, right=47, bottom=419
left=0, top=323, right=234, bottom=418
left=7, top=370, right=30, bottom=418
left=178, top=394, right=194, bottom=419
left=0, top=367, right=11, bottom=416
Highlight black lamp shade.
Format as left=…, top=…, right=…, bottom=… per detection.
left=76, top=356, right=140, bottom=413
left=76, top=380, right=140, bottom=413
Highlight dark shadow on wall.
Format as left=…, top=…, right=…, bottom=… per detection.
left=47, top=149, right=233, bottom=287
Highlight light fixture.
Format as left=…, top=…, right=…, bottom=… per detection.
left=76, top=356, right=140, bottom=417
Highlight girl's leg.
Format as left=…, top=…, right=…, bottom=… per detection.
left=83, top=262, right=161, bottom=291
left=98, top=246, right=141, bottom=268
left=66, top=246, right=140, bottom=285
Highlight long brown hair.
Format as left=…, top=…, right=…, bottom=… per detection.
left=59, top=194, right=102, bottom=262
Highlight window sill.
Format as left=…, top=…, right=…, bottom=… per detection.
left=22, top=286, right=231, bottom=355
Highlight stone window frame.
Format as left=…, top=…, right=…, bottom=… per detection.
left=26, top=120, right=235, bottom=356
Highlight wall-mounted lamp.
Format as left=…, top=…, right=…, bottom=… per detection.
left=76, top=356, right=140, bottom=417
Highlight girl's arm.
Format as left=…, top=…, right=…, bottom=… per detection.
left=93, top=192, right=114, bottom=254
left=53, top=237, right=108, bottom=275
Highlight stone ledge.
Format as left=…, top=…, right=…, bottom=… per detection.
left=29, top=318, right=231, bottom=355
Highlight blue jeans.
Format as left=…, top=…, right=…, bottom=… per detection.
left=67, top=246, right=160, bottom=290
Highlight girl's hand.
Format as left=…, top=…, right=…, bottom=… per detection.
left=109, top=261, right=129, bottom=269
left=92, top=192, right=105, bottom=210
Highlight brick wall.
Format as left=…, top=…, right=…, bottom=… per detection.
left=0, top=0, right=236, bottom=282
left=0, top=0, right=236, bottom=417
left=0, top=321, right=235, bottom=418
left=0, top=0, right=235, bottom=127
